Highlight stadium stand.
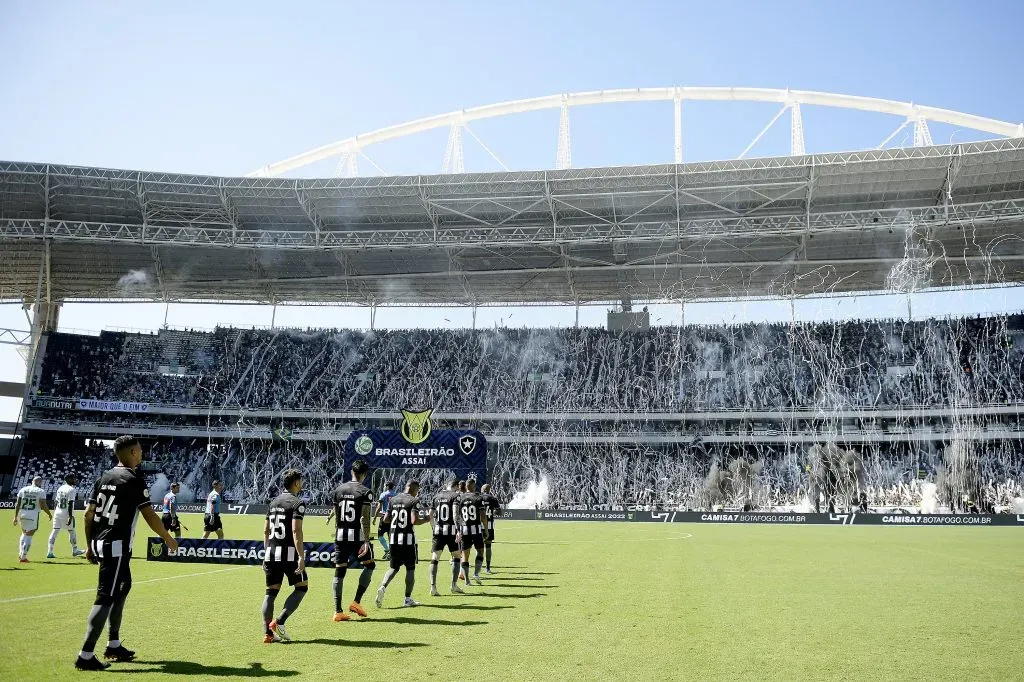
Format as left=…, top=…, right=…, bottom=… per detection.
left=13, top=313, right=1024, bottom=511
left=32, top=314, right=1024, bottom=412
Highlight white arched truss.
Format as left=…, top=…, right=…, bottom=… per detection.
left=250, top=87, right=1024, bottom=178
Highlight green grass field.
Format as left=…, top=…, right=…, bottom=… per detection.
left=1, top=514, right=1021, bottom=681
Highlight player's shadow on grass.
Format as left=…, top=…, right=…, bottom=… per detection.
left=120, top=660, right=297, bottom=677
left=483, top=582, right=559, bottom=589
left=496, top=569, right=558, bottom=575
left=41, top=560, right=84, bottom=566
left=371, top=616, right=489, bottom=626
left=484, top=576, right=546, bottom=581
left=419, top=604, right=513, bottom=611
left=294, top=639, right=428, bottom=649
left=466, top=592, right=547, bottom=599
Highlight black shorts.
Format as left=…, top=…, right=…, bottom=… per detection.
left=460, top=534, right=484, bottom=552
left=335, top=540, right=374, bottom=567
left=377, top=520, right=391, bottom=537
left=389, top=544, right=417, bottom=570
left=263, top=561, right=308, bottom=587
left=431, top=535, right=460, bottom=554
left=204, top=514, right=222, bottom=533
left=161, top=514, right=180, bottom=532
left=96, top=554, right=132, bottom=605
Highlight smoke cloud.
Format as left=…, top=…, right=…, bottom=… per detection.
left=118, top=269, right=149, bottom=286
left=508, top=476, right=550, bottom=509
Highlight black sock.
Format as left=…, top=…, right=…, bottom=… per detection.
left=485, top=545, right=492, bottom=570
left=404, top=569, right=415, bottom=598
left=474, top=555, right=483, bottom=577
left=355, top=563, right=374, bottom=603
left=277, top=586, right=307, bottom=625
left=262, top=589, right=279, bottom=635
left=451, top=558, right=461, bottom=586
left=81, top=603, right=111, bottom=654
left=381, top=567, right=398, bottom=589
left=333, top=567, right=346, bottom=612
left=107, top=597, right=126, bottom=643
left=462, top=561, right=471, bottom=585
left=429, top=559, right=439, bottom=587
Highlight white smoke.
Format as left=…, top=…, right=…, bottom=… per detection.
left=149, top=473, right=170, bottom=503
left=146, top=472, right=195, bottom=503
left=793, top=493, right=815, bottom=513
left=118, top=269, right=149, bottom=286
left=175, top=482, right=196, bottom=503
left=508, top=476, right=550, bottom=509
left=919, top=482, right=939, bottom=514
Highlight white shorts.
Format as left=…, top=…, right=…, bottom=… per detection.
left=18, top=514, right=39, bottom=533
left=52, top=511, right=74, bottom=531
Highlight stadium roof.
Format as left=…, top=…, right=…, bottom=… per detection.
left=2, top=138, right=1024, bottom=305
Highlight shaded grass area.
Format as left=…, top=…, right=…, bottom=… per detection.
left=0, top=514, right=1021, bottom=680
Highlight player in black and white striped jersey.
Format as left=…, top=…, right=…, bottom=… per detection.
left=428, top=479, right=464, bottom=596
left=458, top=479, right=489, bottom=586
left=327, top=459, right=374, bottom=622
left=479, top=484, right=502, bottom=574
left=375, top=480, right=429, bottom=608
left=75, top=436, right=179, bottom=671
left=261, top=469, right=308, bottom=644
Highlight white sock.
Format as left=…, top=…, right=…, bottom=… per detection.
left=78, top=651, right=94, bottom=660
left=108, top=639, right=121, bottom=647
left=24, top=535, right=32, bottom=554
left=48, top=529, right=58, bottom=553
left=69, top=530, right=79, bottom=550
left=18, top=535, right=25, bottom=556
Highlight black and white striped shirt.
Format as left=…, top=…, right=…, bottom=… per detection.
left=265, top=493, right=305, bottom=564
left=431, top=489, right=461, bottom=536
left=332, top=480, right=371, bottom=543
left=458, top=491, right=486, bottom=536
left=387, top=492, right=420, bottom=547
left=88, top=466, right=150, bottom=558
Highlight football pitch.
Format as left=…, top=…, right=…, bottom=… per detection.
left=1, top=515, right=1021, bottom=681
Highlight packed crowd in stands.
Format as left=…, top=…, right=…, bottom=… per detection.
left=35, top=314, right=1024, bottom=413
left=10, top=435, right=1024, bottom=512
left=13, top=313, right=1023, bottom=509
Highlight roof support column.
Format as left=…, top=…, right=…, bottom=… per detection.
left=556, top=95, right=572, bottom=170
left=673, top=90, right=683, bottom=164
left=293, top=181, right=324, bottom=247
left=790, top=103, right=805, bottom=156
left=442, top=123, right=464, bottom=174
left=913, top=116, right=933, bottom=147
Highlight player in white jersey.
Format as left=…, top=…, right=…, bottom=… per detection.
left=12, top=476, right=52, bottom=562
left=48, top=474, right=86, bottom=558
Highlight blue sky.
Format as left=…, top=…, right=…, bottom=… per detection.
left=1, top=0, right=1023, bottom=419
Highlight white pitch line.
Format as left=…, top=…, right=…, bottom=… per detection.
left=0, top=565, right=245, bottom=604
